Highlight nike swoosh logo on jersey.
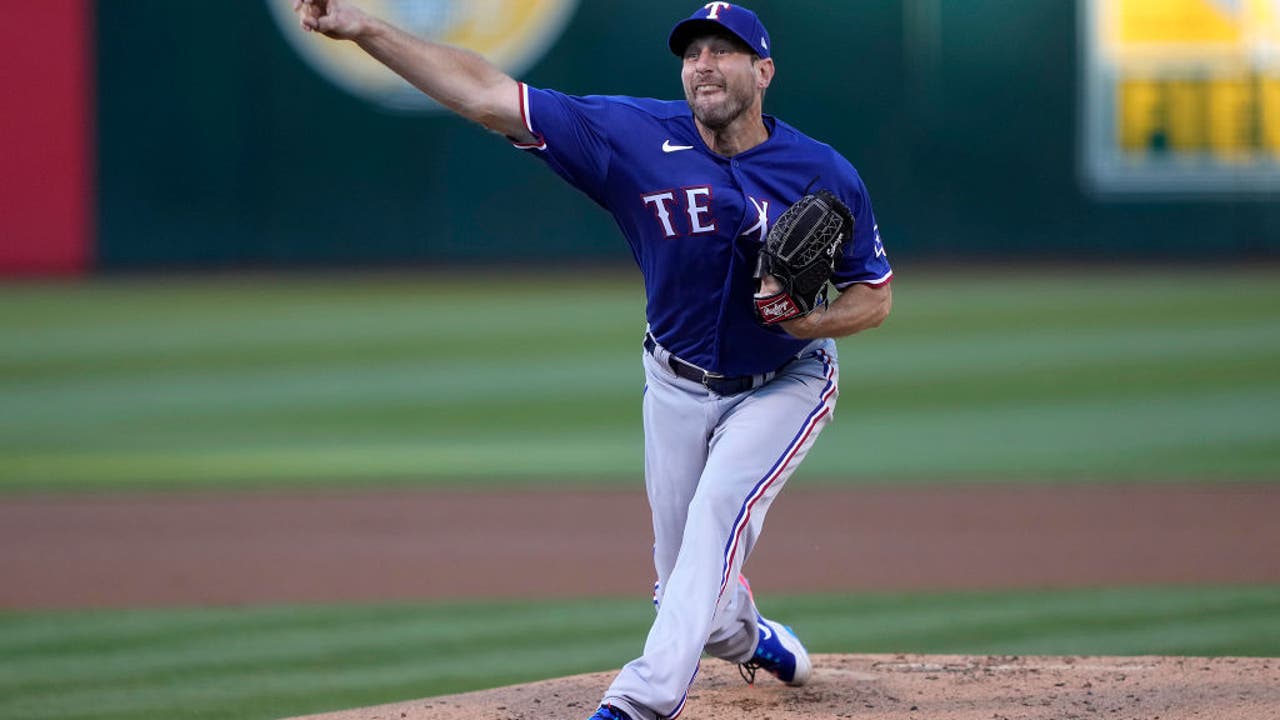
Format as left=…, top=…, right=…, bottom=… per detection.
left=663, top=140, right=695, bottom=153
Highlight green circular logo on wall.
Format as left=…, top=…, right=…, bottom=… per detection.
left=267, top=0, right=579, bottom=112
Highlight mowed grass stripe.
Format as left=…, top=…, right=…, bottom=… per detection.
left=12, top=391, right=1270, bottom=488
left=2, top=270, right=1277, bottom=490
left=849, top=343, right=1279, bottom=411
left=3, top=270, right=1273, bottom=348
left=0, top=601, right=648, bottom=688
left=7, top=296, right=1277, bottom=380
left=766, top=586, right=1280, bottom=655
left=5, top=337, right=1273, bottom=452
left=1, top=311, right=641, bottom=381
left=1, top=352, right=642, bottom=434
left=892, top=270, right=1280, bottom=326
left=956, top=603, right=1280, bottom=657
left=0, top=275, right=643, bottom=333
left=999, top=611, right=1280, bottom=657
left=8, top=387, right=1273, bottom=488
left=2, top=431, right=642, bottom=490
left=1, top=279, right=641, bottom=362
left=805, top=386, right=1279, bottom=480
left=844, top=320, right=1280, bottom=382
left=6, top=393, right=640, bottom=453
left=0, top=601, right=652, bottom=720
left=4, top=403, right=1275, bottom=487
left=7, top=318, right=1276, bottom=416
left=1, top=587, right=1278, bottom=720
left=0, top=601, right=633, bottom=657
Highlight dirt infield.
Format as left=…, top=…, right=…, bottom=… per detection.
left=291, top=654, right=1280, bottom=720
left=2, top=484, right=1278, bottom=609
left=4, top=483, right=1278, bottom=719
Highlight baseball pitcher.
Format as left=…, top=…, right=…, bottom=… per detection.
left=293, top=2, right=893, bottom=719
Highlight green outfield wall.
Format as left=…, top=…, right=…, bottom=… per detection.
left=96, top=0, right=1280, bottom=268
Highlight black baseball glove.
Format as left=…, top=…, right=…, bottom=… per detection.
left=753, top=190, right=853, bottom=325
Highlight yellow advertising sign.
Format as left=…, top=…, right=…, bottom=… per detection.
left=1265, top=77, right=1280, bottom=152
left=1109, top=0, right=1244, bottom=46
left=1083, top=0, right=1280, bottom=193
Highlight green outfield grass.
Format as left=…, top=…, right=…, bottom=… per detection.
left=2, top=268, right=1278, bottom=492
left=1, top=586, right=1277, bottom=720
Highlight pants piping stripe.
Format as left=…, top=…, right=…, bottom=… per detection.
left=664, top=661, right=699, bottom=719
left=717, top=350, right=836, bottom=597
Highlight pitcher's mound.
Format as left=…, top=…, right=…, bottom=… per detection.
left=290, top=653, right=1279, bottom=720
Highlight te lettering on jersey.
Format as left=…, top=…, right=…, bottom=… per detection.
left=641, top=189, right=771, bottom=241
left=642, top=188, right=717, bottom=238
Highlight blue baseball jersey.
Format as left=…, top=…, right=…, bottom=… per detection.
left=515, top=83, right=893, bottom=377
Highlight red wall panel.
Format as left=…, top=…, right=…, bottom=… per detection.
left=0, top=0, right=92, bottom=276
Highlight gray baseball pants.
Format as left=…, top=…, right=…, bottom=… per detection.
left=603, top=336, right=839, bottom=720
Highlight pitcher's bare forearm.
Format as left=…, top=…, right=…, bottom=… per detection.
left=296, top=0, right=534, bottom=143
left=780, top=282, right=892, bottom=339
left=354, top=20, right=530, bottom=139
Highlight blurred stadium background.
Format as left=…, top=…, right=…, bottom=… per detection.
left=1, top=1, right=1278, bottom=719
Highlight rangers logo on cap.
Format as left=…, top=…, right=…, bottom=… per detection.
left=668, top=3, right=772, bottom=59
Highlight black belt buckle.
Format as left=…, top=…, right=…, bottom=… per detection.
left=704, top=370, right=756, bottom=395
left=645, top=333, right=756, bottom=395
left=701, top=370, right=726, bottom=392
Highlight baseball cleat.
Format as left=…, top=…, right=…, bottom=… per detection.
left=586, top=704, right=632, bottom=720
left=739, top=615, right=812, bottom=686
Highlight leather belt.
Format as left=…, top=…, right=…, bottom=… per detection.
left=643, top=333, right=761, bottom=396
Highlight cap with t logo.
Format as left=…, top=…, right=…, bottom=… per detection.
left=668, top=3, right=771, bottom=59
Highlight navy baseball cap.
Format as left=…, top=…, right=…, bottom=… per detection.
left=668, top=3, right=771, bottom=59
